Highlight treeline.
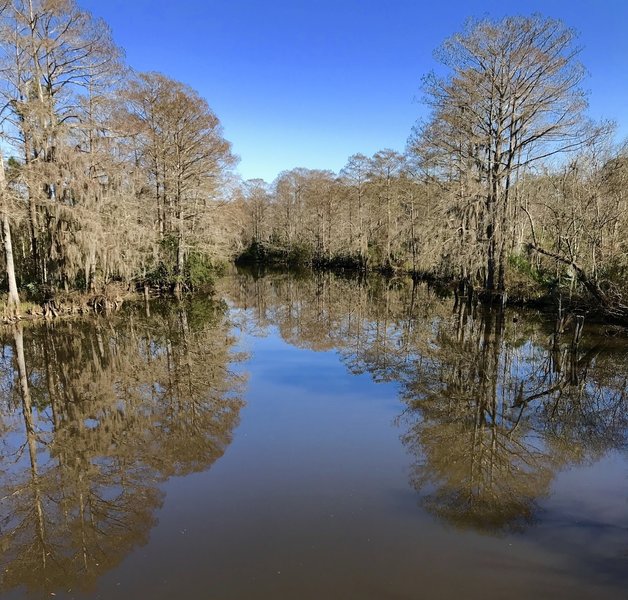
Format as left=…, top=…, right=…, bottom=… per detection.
left=1, top=6, right=627, bottom=324
left=236, top=16, right=628, bottom=322
left=0, top=0, right=240, bottom=317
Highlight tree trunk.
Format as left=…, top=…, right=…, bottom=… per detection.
left=0, top=152, right=20, bottom=316
left=2, top=213, right=20, bottom=315
left=174, top=232, right=184, bottom=300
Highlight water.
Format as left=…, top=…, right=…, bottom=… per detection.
left=1, top=271, right=627, bottom=599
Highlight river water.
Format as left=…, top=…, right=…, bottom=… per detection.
left=1, top=271, right=627, bottom=599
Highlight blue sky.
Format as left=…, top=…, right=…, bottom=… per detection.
left=80, top=0, right=628, bottom=182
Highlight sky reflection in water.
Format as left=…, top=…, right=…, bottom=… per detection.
left=0, top=271, right=627, bottom=599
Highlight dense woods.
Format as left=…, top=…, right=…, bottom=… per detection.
left=0, top=4, right=626, bottom=324
left=0, top=0, right=239, bottom=317
left=236, top=17, right=628, bottom=323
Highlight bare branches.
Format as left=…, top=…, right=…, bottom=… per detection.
left=0, top=2, right=238, bottom=301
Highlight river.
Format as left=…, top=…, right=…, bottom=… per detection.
left=1, top=270, right=627, bottom=599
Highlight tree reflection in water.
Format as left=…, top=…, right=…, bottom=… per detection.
left=0, top=298, right=245, bottom=595
left=2, top=272, right=626, bottom=595
left=401, top=300, right=628, bottom=533
left=225, top=271, right=628, bottom=533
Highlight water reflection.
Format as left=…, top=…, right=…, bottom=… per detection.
left=224, top=271, right=628, bottom=533
left=0, top=299, right=245, bottom=595
left=403, top=302, right=627, bottom=533
left=1, top=272, right=626, bottom=598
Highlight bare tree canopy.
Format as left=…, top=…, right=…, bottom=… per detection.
left=0, top=7, right=623, bottom=324
left=0, top=1, right=240, bottom=316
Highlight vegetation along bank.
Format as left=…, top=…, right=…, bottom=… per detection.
left=0, top=3, right=625, bottom=325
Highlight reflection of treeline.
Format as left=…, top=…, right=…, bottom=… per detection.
left=0, top=298, right=245, bottom=595
left=401, top=304, right=628, bottom=533
left=225, top=271, right=628, bottom=532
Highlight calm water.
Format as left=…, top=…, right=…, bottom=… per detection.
left=1, top=271, right=627, bottom=599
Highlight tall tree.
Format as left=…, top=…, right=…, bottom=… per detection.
left=0, top=0, right=123, bottom=286
left=413, top=16, right=590, bottom=296
left=122, top=72, right=235, bottom=297
left=340, top=153, right=370, bottom=266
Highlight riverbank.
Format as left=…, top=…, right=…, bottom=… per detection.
left=0, top=286, right=134, bottom=323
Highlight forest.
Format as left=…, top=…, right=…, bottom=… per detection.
left=0, top=2, right=626, bottom=323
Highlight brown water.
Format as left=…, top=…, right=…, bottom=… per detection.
left=1, top=271, right=627, bottom=599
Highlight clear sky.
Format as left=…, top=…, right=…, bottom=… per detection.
left=80, top=0, right=628, bottom=182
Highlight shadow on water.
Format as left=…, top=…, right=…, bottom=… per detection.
left=0, top=298, right=246, bottom=596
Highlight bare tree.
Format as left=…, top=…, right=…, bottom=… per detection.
left=414, top=16, right=591, bottom=297
left=108, top=72, right=235, bottom=297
